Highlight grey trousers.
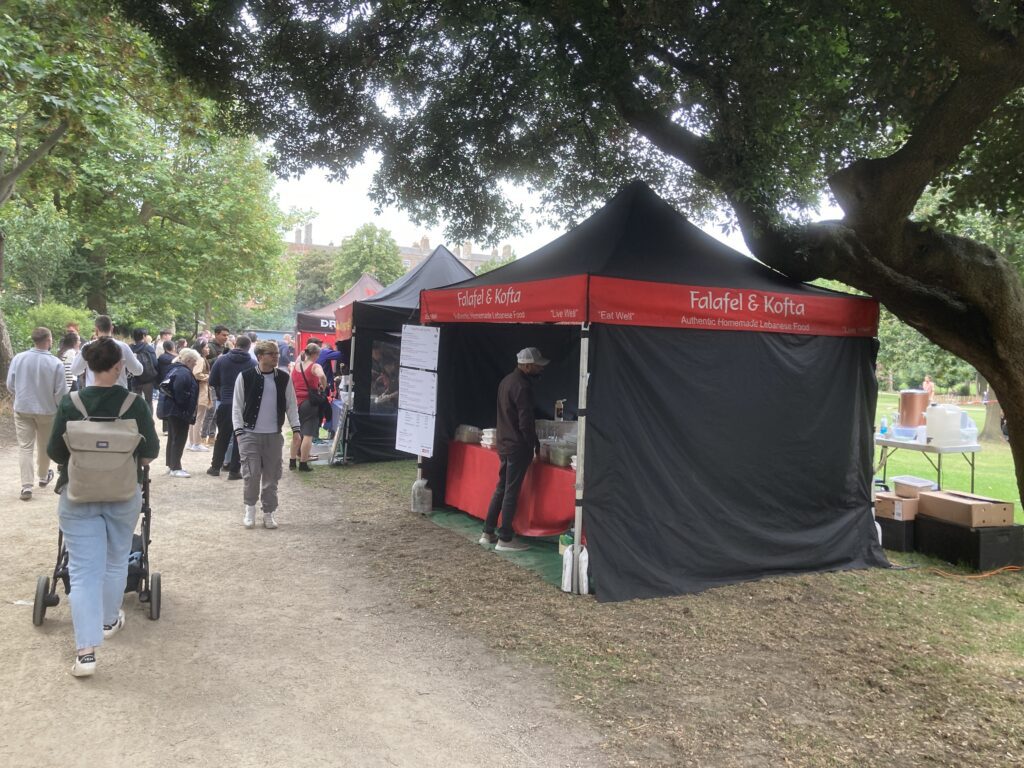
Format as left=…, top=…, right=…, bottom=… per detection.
left=236, top=431, right=284, bottom=513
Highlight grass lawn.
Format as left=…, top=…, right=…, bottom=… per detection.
left=875, top=392, right=1021, bottom=523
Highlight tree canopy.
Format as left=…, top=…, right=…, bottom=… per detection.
left=329, top=224, right=403, bottom=295
left=115, top=0, right=1024, bottom=498
left=0, top=0, right=293, bottom=370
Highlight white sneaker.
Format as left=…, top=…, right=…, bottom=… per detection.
left=186, top=444, right=200, bottom=452
left=495, top=536, right=531, bottom=552
left=194, top=444, right=209, bottom=452
left=263, top=512, right=278, bottom=530
left=71, top=652, right=96, bottom=677
left=170, top=469, right=191, bottom=478
left=103, top=610, right=125, bottom=639
left=243, top=505, right=256, bottom=529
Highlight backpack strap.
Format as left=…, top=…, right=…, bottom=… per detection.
left=117, top=392, right=138, bottom=417
left=69, top=391, right=90, bottom=419
left=69, top=390, right=137, bottom=420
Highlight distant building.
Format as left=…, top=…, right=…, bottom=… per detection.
left=284, top=223, right=337, bottom=259
left=399, top=236, right=510, bottom=274
left=284, top=227, right=512, bottom=275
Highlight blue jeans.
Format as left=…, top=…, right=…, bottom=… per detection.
left=58, top=487, right=142, bottom=650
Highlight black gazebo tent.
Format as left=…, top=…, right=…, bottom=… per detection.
left=420, top=181, right=888, bottom=601
left=336, top=246, right=474, bottom=462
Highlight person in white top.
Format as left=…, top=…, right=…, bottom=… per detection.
left=231, top=340, right=300, bottom=530
left=6, top=327, right=69, bottom=501
left=69, top=315, right=143, bottom=388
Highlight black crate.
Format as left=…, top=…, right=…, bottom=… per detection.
left=914, top=516, right=1024, bottom=571
left=877, top=517, right=915, bottom=552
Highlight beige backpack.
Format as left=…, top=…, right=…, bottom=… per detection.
left=63, top=391, right=142, bottom=503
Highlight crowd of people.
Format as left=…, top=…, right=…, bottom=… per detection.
left=5, top=315, right=344, bottom=678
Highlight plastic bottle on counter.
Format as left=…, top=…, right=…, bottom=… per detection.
left=555, top=399, right=565, bottom=422
left=880, top=417, right=888, bottom=436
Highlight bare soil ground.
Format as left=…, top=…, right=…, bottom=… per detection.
left=0, top=417, right=612, bottom=768
left=4, top=410, right=1023, bottom=767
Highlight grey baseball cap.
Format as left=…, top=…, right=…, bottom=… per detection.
left=516, top=347, right=549, bottom=366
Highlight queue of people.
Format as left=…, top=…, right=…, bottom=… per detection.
left=7, top=318, right=317, bottom=678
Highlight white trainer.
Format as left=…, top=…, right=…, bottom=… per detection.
left=170, top=469, right=191, bottom=478
left=103, top=609, right=125, bottom=639
left=263, top=512, right=278, bottom=530
left=71, top=652, right=96, bottom=677
left=243, top=505, right=256, bottom=529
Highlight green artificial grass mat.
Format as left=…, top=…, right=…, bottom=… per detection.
left=428, top=508, right=565, bottom=588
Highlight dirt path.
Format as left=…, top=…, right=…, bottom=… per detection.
left=0, top=421, right=611, bottom=768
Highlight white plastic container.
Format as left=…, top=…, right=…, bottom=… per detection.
left=579, top=547, right=590, bottom=595
left=926, top=404, right=964, bottom=445
left=561, top=548, right=573, bottom=592
left=891, top=475, right=937, bottom=499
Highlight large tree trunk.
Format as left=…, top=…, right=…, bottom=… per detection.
left=0, top=232, right=11, bottom=398
left=0, top=309, right=13, bottom=400
left=979, top=400, right=1005, bottom=443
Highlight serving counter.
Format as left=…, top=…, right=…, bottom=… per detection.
left=444, top=441, right=575, bottom=537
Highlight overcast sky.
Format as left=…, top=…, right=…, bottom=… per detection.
left=272, top=159, right=787, bottom=259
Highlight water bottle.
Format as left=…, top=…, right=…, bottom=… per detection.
left=880, top=417, right=888, bottom=436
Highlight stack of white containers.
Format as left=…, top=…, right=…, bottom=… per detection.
left=480, top=428, right=496, bottom=449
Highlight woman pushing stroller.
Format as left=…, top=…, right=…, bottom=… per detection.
left=47, top=337, right=160, bottom=677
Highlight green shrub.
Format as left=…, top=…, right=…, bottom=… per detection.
left=18, top=303, right=93, bottom=348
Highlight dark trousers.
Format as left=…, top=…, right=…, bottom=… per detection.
left=484, top=449, right=533, bottom=541
left=165, top=416, right=189, bottom=470
left=211, top=404, right=240, bottom=473
left=132, top=383, right=154, bottom=413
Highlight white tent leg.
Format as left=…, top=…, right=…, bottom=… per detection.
left=572, top=323, right=590, bottom=594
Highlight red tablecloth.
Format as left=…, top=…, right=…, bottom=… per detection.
left=445, top=441, right=576, bottom=537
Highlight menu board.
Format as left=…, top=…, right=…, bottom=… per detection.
left=396, top=324, right=440, bottom=457
left=398, top=368, right=438, bottom=415
left=396, top=409, right=436, bottom=457
left=400, top=325, right=440, bottom=371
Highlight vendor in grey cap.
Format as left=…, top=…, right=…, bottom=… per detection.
left=479, top=347, right=549, bottom=552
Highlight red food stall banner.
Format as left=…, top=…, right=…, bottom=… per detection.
left=420, top=275, right=589, bottom=324
left=334, top=303, right=353, bottom=341
left=589, top=276, right=879, bottom=337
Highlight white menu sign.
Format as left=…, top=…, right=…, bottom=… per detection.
left=400, top=325, right=440, bottom=371
left=396, top=409, right=436, bottom=457
left=398, top=368, right=438, bottom=415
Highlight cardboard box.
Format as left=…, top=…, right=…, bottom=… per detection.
left=875, top=492, right=918, bottom=521
left=914, top=517, right=1024, bottom=570
left=918, top=491, right=1014, bottom=528
left=892, top=475, right=937, bottom=499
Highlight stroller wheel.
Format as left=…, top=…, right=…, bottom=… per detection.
left=148, top=572, right=161, bottom=620
left=33, top=576, right=50, bottom=626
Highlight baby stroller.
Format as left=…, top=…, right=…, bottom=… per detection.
left=32, top=465, right=161, bottom=625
